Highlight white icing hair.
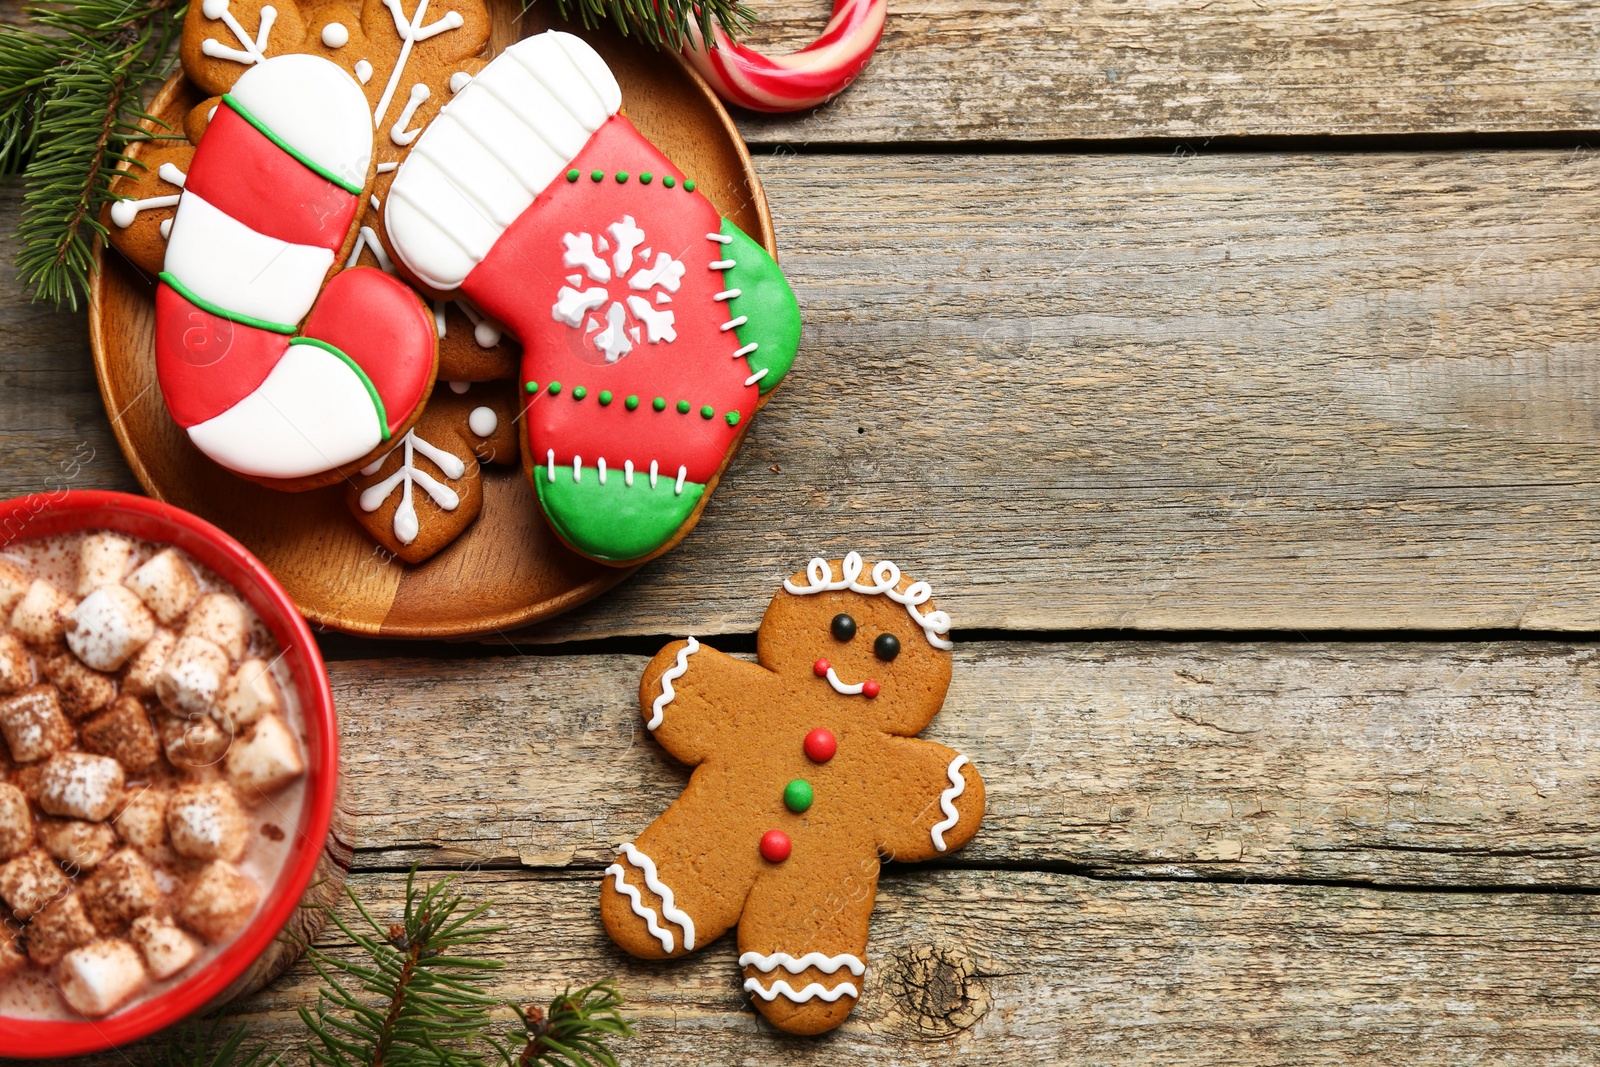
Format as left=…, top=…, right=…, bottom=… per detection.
left=782, top=552, right=953, bottom=650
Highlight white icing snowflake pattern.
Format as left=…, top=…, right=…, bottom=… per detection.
left=552, top=216, right=684, bottom=363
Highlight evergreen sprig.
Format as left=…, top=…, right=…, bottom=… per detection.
left=550, top=0, right=754, bottom=51
left=492, top=983, right=635, bottom=1067
left=1, top=0, right=186, bottom=310
left=149, top=1018, right=279, bottom=1067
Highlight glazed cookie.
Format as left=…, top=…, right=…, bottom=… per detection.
left=347, top=379, right=519, bottom=562
left=600, top=554, right=983, bottom=1035
left=384, top=31, right=803, bottom=567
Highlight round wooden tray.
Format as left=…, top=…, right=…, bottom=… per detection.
left=88, top=8, right=776, bottom=638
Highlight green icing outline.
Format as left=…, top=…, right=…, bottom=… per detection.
left=287, top=337, right=389, bottom=442
left=720, top=219, right=801, bottom=396
left=221, top=95, right=364, bottom=195
left=535, top=464, right=705, bottom=562
left=159, top=272, right=297, bottom=334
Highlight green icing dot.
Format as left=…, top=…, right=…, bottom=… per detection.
left=662, top=175, right=676, bottom=188
left=652, top=397, right=666, bottom=411
left=599, top=390, right=613, bottom=406
left=784, top=780, right=813, bottom=813
left=590, top=169, right=604, bottom=182
left=683, top=179, right=696, bottom=192
left=616, top=171, right=628, bottom=183
left=573, top=386, right=587, bottom=400
left=725, top=410, right=741, bottom=426
left=640, top=172, right=653, bottom=184
left=525, top=381, right=538, bottom=393
left=566, top=169, right=579, bottom=182
left=700, top=405, right=714, bottom=419
left=547, top=381, right=562, bottom=395
left=676, top=400, right=691, bottom=414
left=626, top=395, right=640, bottom=410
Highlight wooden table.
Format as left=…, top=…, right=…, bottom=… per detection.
left=8, top=1, right=1600, bottom=1060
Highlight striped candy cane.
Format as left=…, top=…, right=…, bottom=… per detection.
left=682, top=0, right=887, bottom=113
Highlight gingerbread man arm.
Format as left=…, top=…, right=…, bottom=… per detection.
left=869, top=737, right=986, bottom=864
left=638, top=638, right=777, bottom=765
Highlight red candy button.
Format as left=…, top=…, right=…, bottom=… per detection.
left=804, top=727, right=837, bottom=763
left=813, top=658, right=831, bottom=677
left=862, top=680, right=880, bottom=698
left=760, top=829, right=792, bottom=863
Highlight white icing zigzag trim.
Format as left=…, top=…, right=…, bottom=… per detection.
left=646, top=636, right=698, bottom=731
left=784, top=551, right=953, bottom=650
left=604, top=843, right=696, bottom=952
left=739, top=951, right=866, bottom=977
left=744, top=978, right=860, bottom=1003
left=930, top=754, right=970, bottom=852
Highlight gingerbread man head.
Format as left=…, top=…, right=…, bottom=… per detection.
left=601, top=553, right=984, bottom=1035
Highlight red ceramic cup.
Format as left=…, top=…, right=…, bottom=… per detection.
left=0, top=490, right=340, bottom=1057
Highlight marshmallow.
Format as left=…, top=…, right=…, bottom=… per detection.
left=76, top=533, right=137, bottom=596
left=113, top=786, right=170, bottom=862
left=120, top=627, right=175, bottom=698
left=56, top=938, right=148, bottom=1016
left=81, top=695, right=161, bottom=774
left=128, top=914, right=199, bottom=980
left=10, top=578, right=74, bottom=649
left=177, top=861, right=260, bottom=943
left=0, top=559, right=29, bottom=617
left=217, top=658, right=283, bottom=731
left=161, top=713, right=231, bottom=771
left=0, top=684, right=72, bottom=763
left=38, top=752, right=126, bottom=821
left=167, top=782, right=248, bottom=862
left=226, top=715, right=305, bottom=798
left=26, top=890, right=98, bottom=965
left=0, top=632, right=32, bottom=695
left=124, top=548, right=198, bottom=625
left=0, top=926, right=25, bottom=981
left=0, top=782, right=32, bottom=860
left=43, top=654, right=116, bottom=720
left=36, top=818, right=118, bottom=871
left=181, top=592, right=248, bottom=662
left=66, top=584, right=155, bottom=671
left=79, top=848, right=163, bottom=932
left=154, top=635, right=229, bottom=717
left=0, top=848, right=70, bottom=919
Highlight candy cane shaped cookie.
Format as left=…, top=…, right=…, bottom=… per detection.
left=682, top=0, right=887, bottom=113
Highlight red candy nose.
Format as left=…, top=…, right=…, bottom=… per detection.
left=813, top=658, right=831, bottom=677
left=862, top=680, right=880, bottom=698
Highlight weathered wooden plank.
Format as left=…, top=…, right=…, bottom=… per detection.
left=329, top=641, right=1600, bottom=886
left=12, top=150, right=1600, bottom=634
left=83, top=867, right=1600, bottom=1065
left=732, top=0, right=1600, bottom=144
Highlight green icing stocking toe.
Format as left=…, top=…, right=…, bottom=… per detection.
left=536, top=465, right=707, bottom=563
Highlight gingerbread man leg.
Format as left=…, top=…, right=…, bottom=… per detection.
left=600, top=767, right=766, bottom=960
left=736, top=838, right=880, bottom=1036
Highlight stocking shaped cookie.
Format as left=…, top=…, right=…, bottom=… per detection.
left=601, top=554, right=984, bottom=1035
left=384, top=31, right=802, bottom=566
left=153, top=53, right=437, bottom=486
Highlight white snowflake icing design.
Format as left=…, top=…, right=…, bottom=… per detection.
left=551, top=215, right=684, bottom=362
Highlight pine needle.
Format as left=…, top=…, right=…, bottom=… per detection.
left=147, top=1017, right=278, bottom=1067
left=1, top=0, right=186, bottom=310
left=550, top=0, right=755, bottom=51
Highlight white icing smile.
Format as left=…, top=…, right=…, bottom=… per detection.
left=823, top=666, right=866, bottom=696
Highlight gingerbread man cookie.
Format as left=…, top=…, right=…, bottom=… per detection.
left=600, top=553, right=984, bottom=1035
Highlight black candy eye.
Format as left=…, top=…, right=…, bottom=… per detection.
left=874, top=633, right=901, bottom=662
left=830, top=613, right=857, bottom=641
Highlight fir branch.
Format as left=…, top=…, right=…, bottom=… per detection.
left=493, top=983, right=635, bottom=1067
left=550, top=0, right=755, bottom=51
left=148, top=1017, right=278, bottom=1067
left=1, top=0, right=186, bottom=310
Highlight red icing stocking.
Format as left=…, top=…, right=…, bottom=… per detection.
left=385, top=31, right=801, bottom=564
left=155, top=53, right=435, bottom=484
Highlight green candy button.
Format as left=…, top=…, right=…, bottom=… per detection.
left=784, top=779, right=813, bottom=813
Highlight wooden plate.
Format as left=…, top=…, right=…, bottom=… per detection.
left=88, top=5, right=777, bottom=638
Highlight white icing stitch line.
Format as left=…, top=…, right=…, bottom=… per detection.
left=647, top=636, right=698, bottom=731
left=930, top=754, right=970, bottom=852
left=612, top=843, right=695, bottom=950
left=744, top=979, right=860, bottom=1003
left=785, top=552, right=955, bottom=650
left=739, top=951, right=866, bottom=977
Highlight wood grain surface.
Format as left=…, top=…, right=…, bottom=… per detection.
left=730, top=0, right=1600, bottom=145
